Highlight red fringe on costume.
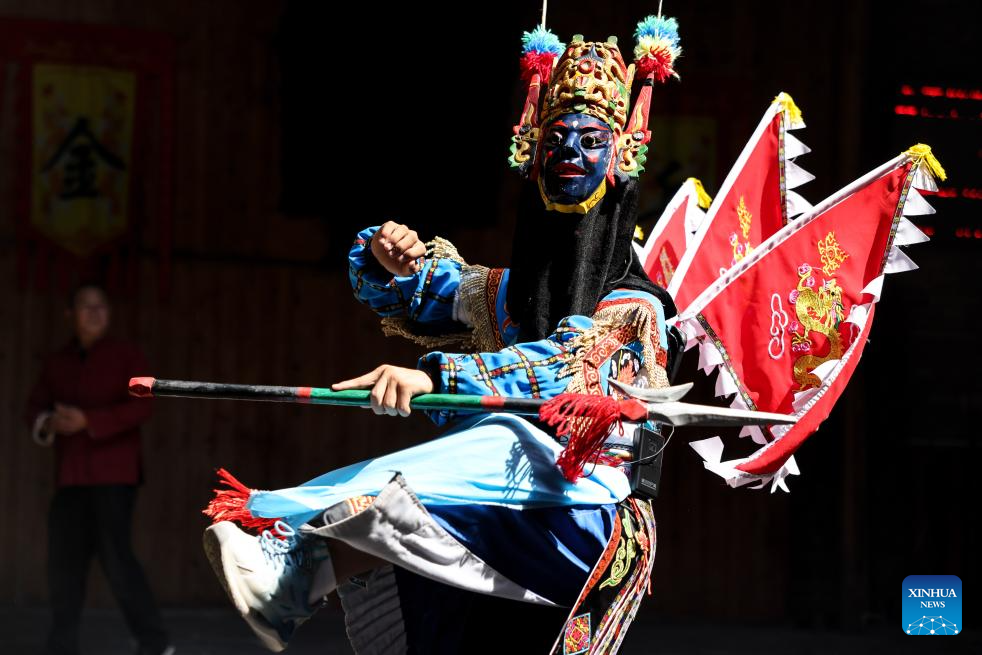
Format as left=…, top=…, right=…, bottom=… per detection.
left=202, top=468, right=280, bottom=533
left=540, top=393, right=624, bottom=483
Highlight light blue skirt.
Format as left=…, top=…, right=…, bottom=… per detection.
left=246, top=413, right=630, bottom=528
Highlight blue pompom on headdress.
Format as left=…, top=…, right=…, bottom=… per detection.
left=634, top=15, right=680, bottom=44
left=521, top=25, right=566, bottom=56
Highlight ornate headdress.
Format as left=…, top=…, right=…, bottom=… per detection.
left=509, top=15, right=681, bottom=183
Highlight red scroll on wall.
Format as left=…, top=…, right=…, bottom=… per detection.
left=0, top=20, right=175, bottom=296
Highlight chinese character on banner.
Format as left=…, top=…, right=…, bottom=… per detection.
left=0, top=20, right=175, bottom=296
left=32, top=65, right=136, bottom=256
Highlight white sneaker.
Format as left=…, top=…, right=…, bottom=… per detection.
left=203, top=520, right=330, bottom=652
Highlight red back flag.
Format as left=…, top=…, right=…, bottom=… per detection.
left=681, top=145, right=944, bottom=491
left=669, top=93, right=813, bottom=313
left=635, top=177, right=712, bottom=288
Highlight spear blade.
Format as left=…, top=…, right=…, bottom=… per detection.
left=643, top=401, right=796, bottom=427
left=607, top=378, right=693, bottom=402
left=607, top=378, right=796, bottom=427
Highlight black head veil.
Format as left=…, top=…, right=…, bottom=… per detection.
left=506, top=176, right=677, bottom=343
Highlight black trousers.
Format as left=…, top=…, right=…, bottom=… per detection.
left=395, top=567, right=568, bottom=654
left=45, top=485, right=169, bottom=655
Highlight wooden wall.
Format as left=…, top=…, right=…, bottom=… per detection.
left=0, top=0, right=885, bottom=625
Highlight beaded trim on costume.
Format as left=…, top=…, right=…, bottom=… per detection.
left=458, top=264, right=508, bottom=352
left=425, top=236, right=464, bottom=263
left=379, top=318, right=475, bottom=350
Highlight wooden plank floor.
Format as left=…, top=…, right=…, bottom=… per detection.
left=1, top=605, right=976, bottom=654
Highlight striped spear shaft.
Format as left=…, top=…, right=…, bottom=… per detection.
left=128, top=377, right=795, bottom=429
left=129, top=376, right=545, bottom=415
left=130, top=376, right=796, bottom=483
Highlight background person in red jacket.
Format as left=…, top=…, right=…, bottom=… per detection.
left=25, top=283, right=172, bottom=655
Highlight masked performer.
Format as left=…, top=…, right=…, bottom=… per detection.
left=204, top=16, right=682, bottom=654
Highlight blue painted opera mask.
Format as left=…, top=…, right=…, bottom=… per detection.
left=538, top=113, right=615, bottom=214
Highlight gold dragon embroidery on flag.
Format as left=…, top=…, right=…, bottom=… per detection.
left=788, top=232, right=849, bottom=390
left=729, top=196, right=754, bottom=266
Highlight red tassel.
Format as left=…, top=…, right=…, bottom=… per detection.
left=520, top=51, right=557, bottom=83
left=636, top=49, right=675, bottom=83
left=539, top=393, right=624, bottom=483
left=202, top=468, right=280, bottom=533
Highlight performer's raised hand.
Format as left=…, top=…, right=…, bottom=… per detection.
left=331, top=364, right=434, bottom=417
left=371, top=221, right=426, bottom=277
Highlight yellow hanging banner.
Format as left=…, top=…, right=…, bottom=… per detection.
left=31, top=64, right=136, bottom=256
